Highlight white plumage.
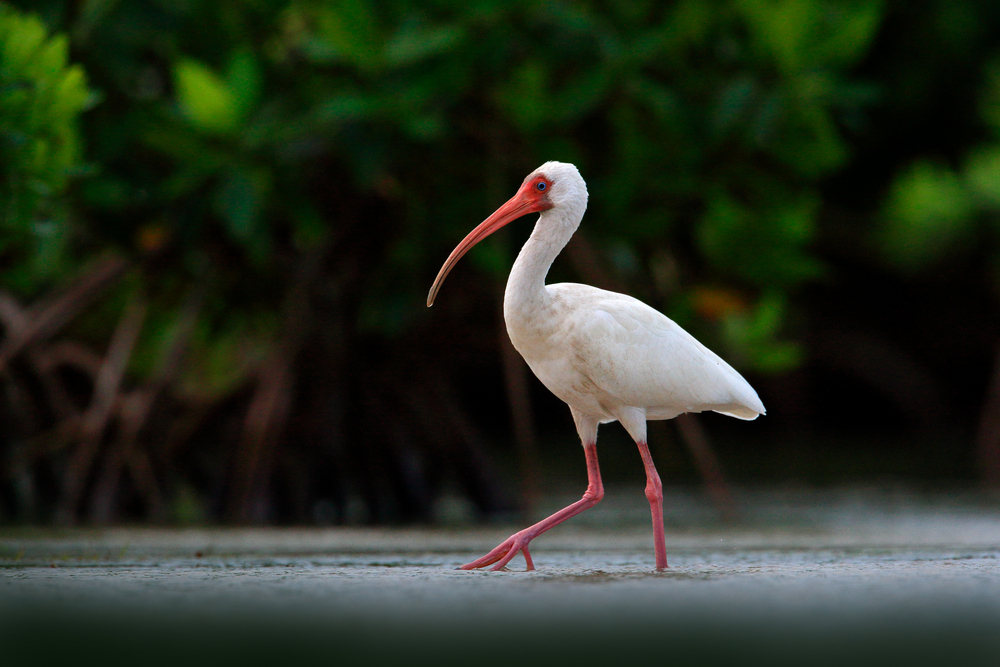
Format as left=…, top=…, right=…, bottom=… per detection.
left=509, top=283, right=765, bottom=423
left=428, top=161, right=764, bottom=571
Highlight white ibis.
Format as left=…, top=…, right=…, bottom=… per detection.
left=427, top=162, right=764, bottom=571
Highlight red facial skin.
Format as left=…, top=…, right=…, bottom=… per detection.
left=520, top=174, right=554, bottom=211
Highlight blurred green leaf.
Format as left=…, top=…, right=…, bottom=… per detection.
left=879, top=161, right=974, bottom=272
left=495, top=60, right=550, bottom=133
left=713, top=75, right=757, bottom=139
left=0, top=7, right=46, bottom=72
left=738, top=0, right=883, bottom=72
left=225, top=50, right=262, bottom=119
left=384, top=24, right=464, bottom=67
left=630, top=76, right=682, bottom=122
left=784, top=111, right=846, bottom=176
left=314, top=94, right=374, bottom=124
left=314, top=0, right=382, bottom=69
left=737, top=0, right=813, bottom=72
left=722, top=292, right=804, bottom=373
left=665, top=0, right=714, bottom=50
left=175, top=58, right=240, bottom=135
left=0, top=4, right=91, bottom=295
left=215, top=168, right=269, bottom=262
left=964, top=147, right=1000, bottom=208
left=697, top=192, right=823, bottom=287
left=978, top=59, right=1000, bottom=136
left=555, top=66, right=612, bottom=123
left=812, top=1, right=884, bottom=67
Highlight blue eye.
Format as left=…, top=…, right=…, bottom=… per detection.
left=536, top=181, right=547, bottom=191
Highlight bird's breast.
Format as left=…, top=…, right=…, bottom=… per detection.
left=504, top=298, right=620, bottom=421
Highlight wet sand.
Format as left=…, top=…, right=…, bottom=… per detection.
left=4, top=487, right=1000, bottom=664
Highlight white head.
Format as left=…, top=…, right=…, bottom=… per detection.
left=531, top=161, right=588, bottom=218
left=426, top=162, right=589, bottom=306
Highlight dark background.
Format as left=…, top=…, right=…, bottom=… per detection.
left=3, top=0, right=1000, bottom=527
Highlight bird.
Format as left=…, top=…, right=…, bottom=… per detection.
left=427, top=161, right=764, bottom=571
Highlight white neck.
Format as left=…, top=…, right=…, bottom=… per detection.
left=503, top=200, right=586, bottom=320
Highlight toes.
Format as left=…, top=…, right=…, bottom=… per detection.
left=461, top=539, right=514, bottom=570
left=462, top=534, right=535, bottom=571
left=490, top=548, right=518, bottom=571
left=489, top=539, right=528, bottom=571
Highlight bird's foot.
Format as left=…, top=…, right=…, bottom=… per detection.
left=460, top=529, right=536, bottom=571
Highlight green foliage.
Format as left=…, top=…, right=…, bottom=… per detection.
left=175, top=59, right=239, bottom=135
left=966, top=146, right=1000, bottom=209
left=176, top=311, right=278, bottom=400
left=698, top=191, right=823, bottom=288
left=1, top=0, right=895, bottom=386
left=723, top=291, right=803, bottom=373
left=737, top=0, right=882, bottom=73
left=0, top=4, right=92, bottom=294
left=876, top=48, right=1000, bottom=276
left=174, top=51, right=261, bottom=136
left=9, top=0, right=1000, bottom=523
left=879, top=161, right=974, bottom=272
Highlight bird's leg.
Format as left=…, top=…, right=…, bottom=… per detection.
left=635, top=440, right=668, bottom=570
left=460, top=443, right=603, bottom=571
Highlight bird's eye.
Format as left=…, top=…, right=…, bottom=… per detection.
left=536, top=181, right=547, bottom=191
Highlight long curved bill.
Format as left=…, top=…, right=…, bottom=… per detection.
left=427, top=187, right=544, bottom=307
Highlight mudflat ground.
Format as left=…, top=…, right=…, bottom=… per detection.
left=4, top=487, right=1000, bottom=664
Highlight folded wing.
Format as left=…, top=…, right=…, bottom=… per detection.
left=553, top=284, right=765, bottom=420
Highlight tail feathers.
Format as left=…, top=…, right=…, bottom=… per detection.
left=714, top=404, right=765, bottom=420
left=715, top=385, right=766, bottom=421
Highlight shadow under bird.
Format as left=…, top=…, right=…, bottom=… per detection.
left=427, top=162, right=764, bottom=571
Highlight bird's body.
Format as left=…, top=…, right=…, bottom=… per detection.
left=428, top=161, right=764, bottom=571
left=506, top=282, right=764, bottom=424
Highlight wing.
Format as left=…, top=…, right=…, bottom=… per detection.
left=550, top=284, right=765, bottom=420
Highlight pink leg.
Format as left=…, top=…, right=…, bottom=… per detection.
left=636, top=440, right=668, bottom=570
left=461, top=444, right=603, bottom=571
